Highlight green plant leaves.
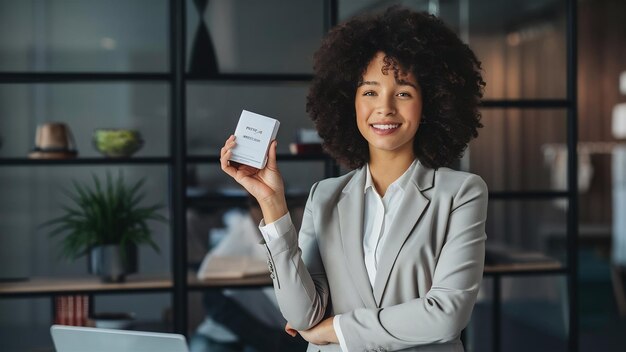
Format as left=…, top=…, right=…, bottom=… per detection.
left=41, top=170, right=168, bottom=261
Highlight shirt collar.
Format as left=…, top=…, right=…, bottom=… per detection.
left=364, top=164, right=375, bottom=194
left=364, top=159, right=418, bottom=195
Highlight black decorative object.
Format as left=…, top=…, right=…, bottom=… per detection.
left=189, top=0, right=218, bottom=76
left=89, top=244, right=138, bottom=283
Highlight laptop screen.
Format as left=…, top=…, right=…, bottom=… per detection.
left=51, top=325, right=189, bottom=352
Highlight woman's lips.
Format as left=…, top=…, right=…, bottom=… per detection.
left=370, top=123, right=401, bottom=135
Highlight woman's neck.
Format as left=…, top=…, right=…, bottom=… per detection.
left=368, top=151, right=416, bottom=196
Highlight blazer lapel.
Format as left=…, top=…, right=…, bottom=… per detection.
left=372, top=162, right=435, bottom=306
left=338, top=168, right=377, bottom=308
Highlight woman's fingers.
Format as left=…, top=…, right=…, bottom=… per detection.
left=284, top=323, right=298, bottom=337
left=219, top=136, right=261, bottom=194
left=219, top=135, right=235, bottom=155
left=220, top=135, right=237, bottom=177
left=220, top=135, right=281, bottom=201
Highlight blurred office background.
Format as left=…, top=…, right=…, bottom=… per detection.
left=0, top=0, right=625, bottom=351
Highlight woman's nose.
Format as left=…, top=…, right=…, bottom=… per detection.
left=377, top=96, right=396, bottom=116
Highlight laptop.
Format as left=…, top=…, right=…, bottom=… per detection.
left=50, top=325, right=189, bottom=352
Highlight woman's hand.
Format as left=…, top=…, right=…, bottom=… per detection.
left=284, top=322, right=298, bottom=338
left=220, top=135, right=288, bottom=222
left=285, top=317, right=338, bottom=345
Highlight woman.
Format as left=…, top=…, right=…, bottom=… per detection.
left=220, top=6, right=487, bottom=352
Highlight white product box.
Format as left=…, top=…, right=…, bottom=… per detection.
left=229, top=110, right=280, bottom=169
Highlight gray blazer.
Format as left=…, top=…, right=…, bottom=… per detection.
left=262, top=161, right=488, bottom=352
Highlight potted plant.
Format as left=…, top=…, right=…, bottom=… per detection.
left=41, top=171, right=167, bottom=282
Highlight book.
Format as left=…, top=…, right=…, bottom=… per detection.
left=54, top=294, right=89, bottom=326
left=230, top=110, right=280, bottom=169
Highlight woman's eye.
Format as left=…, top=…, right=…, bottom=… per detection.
left=363, top=91, right=376, bottom=96
left=397, top=92, right=411, bottom=98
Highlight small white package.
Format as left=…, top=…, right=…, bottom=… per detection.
left=229, top=110, right=280, bottom=169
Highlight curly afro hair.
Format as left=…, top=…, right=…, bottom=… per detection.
left=306, top=6, right=485, bottom=170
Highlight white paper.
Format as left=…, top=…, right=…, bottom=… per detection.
left=229, top=110, right=280, bottom=169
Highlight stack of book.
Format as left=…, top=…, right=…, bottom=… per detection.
left=54, top=295, right=90, bottom=326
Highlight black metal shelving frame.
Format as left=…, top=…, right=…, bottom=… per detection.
left=478, top=0, right=578, bottom=351
left=0, top=0, right=578, bottom=350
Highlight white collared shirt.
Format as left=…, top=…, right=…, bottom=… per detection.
left=362, top=161, right=413, bottom=287
left=258, top=159, right=417, bottom=352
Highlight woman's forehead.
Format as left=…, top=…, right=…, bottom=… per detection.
left=361, top=56, right=418, bottom=86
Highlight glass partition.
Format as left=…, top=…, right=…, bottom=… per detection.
left=186, top=0, right=325, bottom=74
left=338, top=0, right=567, bottom=99
left=0, top=0, right=168, bottom=72
left=186, top=82, right=314, bottom=156
left=469, top=108, right=568, bottom=191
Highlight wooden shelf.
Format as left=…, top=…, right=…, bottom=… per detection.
left=484, top=245, right=565, bottom=275
left=484, top=261, right=565, bottom=276
left=0, top=273, right=273, bottom=298
left=0, top=276, right=172, bottom=297
left=1, top=260, right=565, bottom=298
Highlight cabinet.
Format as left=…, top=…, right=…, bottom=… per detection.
left=0, top=2, right=335, bottom=350
left=0, top=1, right=578, bottom=351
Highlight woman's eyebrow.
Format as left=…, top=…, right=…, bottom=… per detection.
left=396, top=79, right=418, bottom=89
left=357, top=80, right=418, bottom=89
left=357, top=80, right=379, bottom=87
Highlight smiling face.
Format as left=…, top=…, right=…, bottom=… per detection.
left=355, top=52, right=422, bottom=161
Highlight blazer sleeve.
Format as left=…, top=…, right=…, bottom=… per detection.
left=338, top=175, right=488, bottom=351
left=260, top=181, right=329, bottom=331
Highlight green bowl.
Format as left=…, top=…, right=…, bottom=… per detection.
left=93, top=129, right=144, bottom=158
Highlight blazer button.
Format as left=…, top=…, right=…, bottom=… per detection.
left=267, top=260, right=274, bottom=273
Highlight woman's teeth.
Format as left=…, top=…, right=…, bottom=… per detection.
left=372, top=124, right=400, bottom=130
